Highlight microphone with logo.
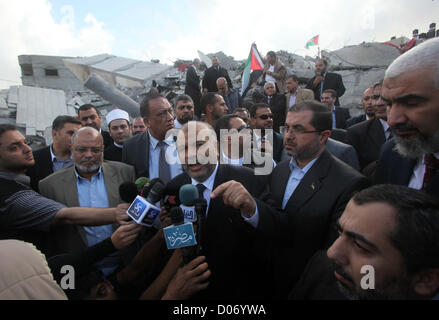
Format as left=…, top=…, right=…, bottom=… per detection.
left=125, top=178, right=166, bottom=227
left=163, top=207, right=198, bottom=265
left=179, top=184, right=199, bottom=223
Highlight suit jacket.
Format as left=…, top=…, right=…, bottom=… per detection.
left=306, top=72, right=346, bottom=106
left=38, top=161, right=135, bottom=257
left=285, top=88, right=315, bottom=109
left=333, top=107, right=351, bottom=129
left=202, top=66, right=233, bottom=93
left=272, top=131, right=284, bottom=163
left=262, top=93, right=287, bottom=133
left=165, top=164, right=270, bottom=299
left=185, top=65, right=202, bottom=116
left=289, top=250, right=347, bottom=300
left=122, top=131, right=150, bottom=178
left=255, top=150, right=370, bottom=298
left=347, top=114, right=367, bottom=128
left=104, top=144, right=123, bottom=162
left=330, top=128, right=347, bottom=144
left=101, top=130, right=114, bottom=150
left=346, top=118, right=386, bottom=170
left=373, top=140, right=439, bottom=197
left=26, top=146, right=54, bottom=192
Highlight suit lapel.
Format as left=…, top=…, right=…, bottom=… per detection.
left=136, top=132, right=149, bottom=177
left=273, top=161, right=291, bottom=206
left=61, top=168, right=80, bottom=207
left=102, top=162, right=119, bottom=207
left=285, top=151, right=331, bottom=211
left=369, top=119, right=386, bottom=148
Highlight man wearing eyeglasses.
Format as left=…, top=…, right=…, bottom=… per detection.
left=39, top=127, right=135, bottom=274
left=211, top=100, right=369, bottom=298
left=104, top=109, right=132, bottom=162
left=173, top=94, right=195, bottom=129
left=249, top=103, right=284, bottom=163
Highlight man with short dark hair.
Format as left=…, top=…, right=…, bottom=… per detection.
left=291, top=184, right=439, bottom=300
left=211, top=100, right=369, bottom=298
left=306, top=58, right=346, bottom=106
left=285, top=74, right=314, bottom=109
left=321, top=89, right=351, bottom=129
left=78, top=104, right=113, bottom=149
left=216, top=77, right=242, bottom=114
left=202, top=56, right=233, bottom=94
left=173, top=94, right=195, bottom=129
left=122, top=93, right=182, bottom=181
left=200, top=92, right=228, bottom=128
left=131, top=117, right=146, bottom=135
left=104, top=109, right=132, bottom=162
left=260, top=51, right=287, bottom=93
left=185, top=59, right=202, bottom=118
left=27, top=115, right=82, bottom=191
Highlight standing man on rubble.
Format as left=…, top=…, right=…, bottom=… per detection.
left=185, top=58, right=202, bottom=118
left=260, top=51, right=287, bottom=94
left=202, top=56, right=233, bottom=93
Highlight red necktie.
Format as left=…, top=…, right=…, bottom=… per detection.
left=422, top=154, right=439, bottom=189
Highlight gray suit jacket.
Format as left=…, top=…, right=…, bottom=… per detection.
left=285, top=88, right=315, bottom=110
left=281, top=138, right=360, bottom=171
left=39, top=161, right=135, bottom=255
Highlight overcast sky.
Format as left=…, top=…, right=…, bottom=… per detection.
left=0, top=0, right=437, bottom=89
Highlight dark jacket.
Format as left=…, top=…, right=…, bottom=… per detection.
left=306, top=72, right=346, bottom=106
left=202, top=66, right=233, bottom=93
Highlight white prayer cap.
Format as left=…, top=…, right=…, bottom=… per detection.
left=106, top=108, right=130, bottom=126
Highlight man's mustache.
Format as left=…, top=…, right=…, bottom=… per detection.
left=332, top=260, right=354, bottom=284
left=391, top=123, right=419, bottom=132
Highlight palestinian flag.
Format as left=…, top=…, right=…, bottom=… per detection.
left=240, top=43, right=264, bottom=96
left=305, top=35, right=319, bottom=49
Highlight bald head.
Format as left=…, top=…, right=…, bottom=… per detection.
left=385, top=37, right=439, bottom=88
left=72, top=126, right=102, bottom=145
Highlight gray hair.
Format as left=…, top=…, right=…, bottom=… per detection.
left=264, top=81, right=276, bottom=90
left=71, top=127, right=103, bottom=145
left=385, top=37, right=439, bottom=88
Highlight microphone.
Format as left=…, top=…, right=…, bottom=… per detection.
left=140, top=178, right=161, bottom=198
left=119, top=182, right=139, bottom=203
left=135, top=177, right=149, bottom=193
left=167, top=207, right=197, bottom=265
left=179, top=184, right=199, bottom=223
left=194, top=198, right=207, bottom=256
left=125, top=179, right=166, bottom=227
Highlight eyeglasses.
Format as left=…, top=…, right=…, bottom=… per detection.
left=284, top=126, right=322, bottom=136
left=257, top=114, right=273, bottom=120
left=74, top=147, right=103, bottom=154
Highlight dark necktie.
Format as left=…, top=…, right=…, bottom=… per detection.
left=196, top=183, right=207, bottom=199
left=158, top=141, right=171, bottom=184
left=423, top=154, right=439, bottom=190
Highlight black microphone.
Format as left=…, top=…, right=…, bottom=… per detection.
left=140, top=178, right=162, bottom=198
left=194, top=198, right=207, bottom=256
left=170, top=207, right=196, bottom=265
left=138, top=179, right=166, bottom=226
left=119, top=182, right=139, bottom=203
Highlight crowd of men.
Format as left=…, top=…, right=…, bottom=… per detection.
left=1, top=37, right=439, bottom=300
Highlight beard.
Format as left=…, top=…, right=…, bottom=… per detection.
left=393, top=124, right=439, bottom=159
left=75, top=155, right=103, bottom=173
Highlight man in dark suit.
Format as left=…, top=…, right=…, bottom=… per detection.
left=375, top=37, right=439, bottom=195
left=306, top=58, right=345, bottom=106
left=185, top=59, right=202, bottom=118
left=261, top=81, right=287, bottom=133
left=290, top=185, right=439, bottom=300
left=122, top=93, right=183, bottom=181
left=321, top=89, right=350, bottom=129
left=77, top=104, right=113, bottom=149
left=346, top=87, right=375, bottom=128
left=167, top=121, right=269, bottom=299
left=213, top=101, right=369, bottom=298
left=26, top=115, right=82, bottom=191
left=249, top=103, right=284, bottom=163
left=202, top=56, right=233, bottom=94
left=346, top=82, right=391, bottom=171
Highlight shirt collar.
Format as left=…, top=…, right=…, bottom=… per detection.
left=50, top=145, right=72, bottom=163
left=379, top=119, right=390, bottom=132
left=0, top=171, right=31, bottom=187
left=289, top=156, right=319, bottom=175
left=148, top=129, right=174, bottom=149
left=74, top=165, right=103, bottom=181
left=191, top=163, right=219, bottom=192
left=113, top=142, right=123, bottom=149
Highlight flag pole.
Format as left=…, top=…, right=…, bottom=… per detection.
left=318, top=46, right=321, bottom=59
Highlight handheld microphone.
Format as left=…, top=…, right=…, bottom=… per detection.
left=194, top=198, right=207, bottom=256
left=140, top=178, right=161, bottom=198
left=126, top=179, right=165, bottom=227
left=119, top=182, right=139, bottom=203
left=135, top=177, right=149, bottom=192
left=179, top=184, right=199, bottom=222
left=165, top=207, right=197, bottom=265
